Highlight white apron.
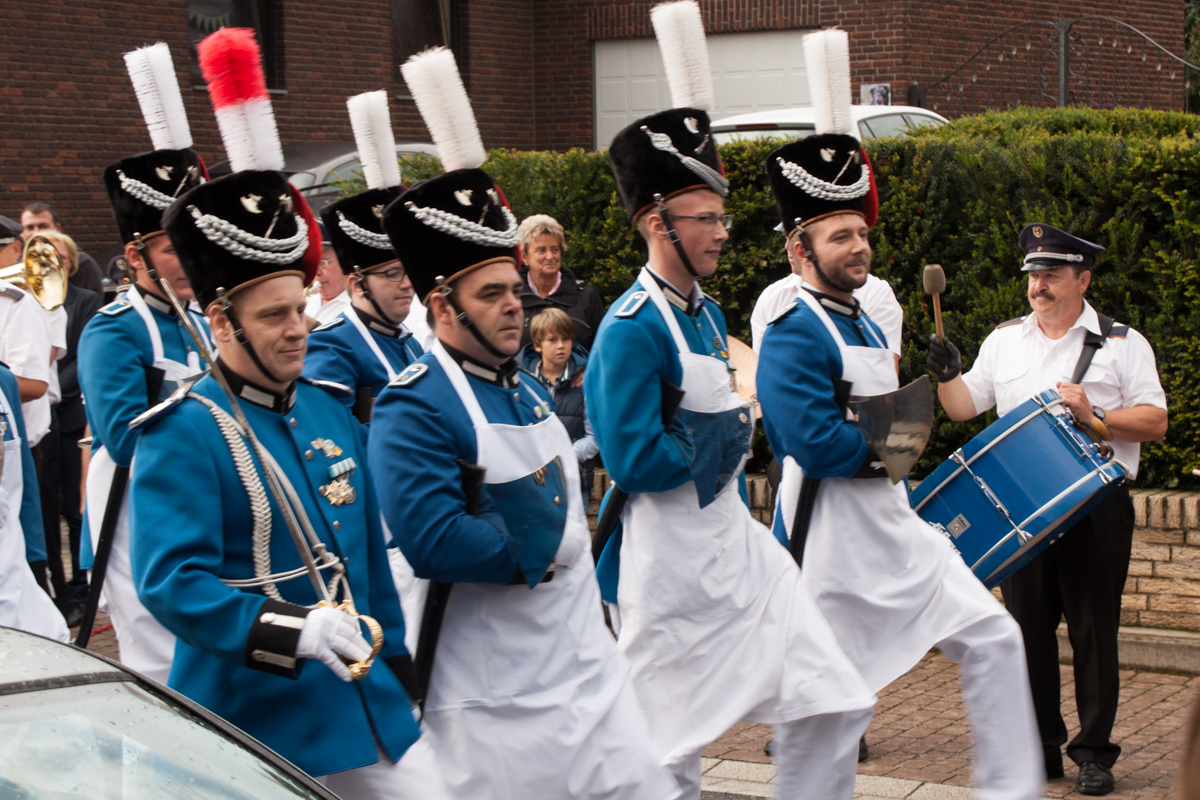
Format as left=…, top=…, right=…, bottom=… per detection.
left=617, top=269, right=873, bottom=770
left=421, top=341, right=677, bottom=800
left=85, top=289, right=205, bottom=683
left=0, top=386, right=68, bottom=641
left=346, top=309, right=401, bottom=381
left=778, top=289, right=998, bottom=692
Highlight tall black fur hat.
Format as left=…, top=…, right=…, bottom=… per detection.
left=382, top=168, right=518, bottom=301
left=162, top=170, right=321, bottom=309
left=321, top=186, right=405, bottom=274
left=103, top=149, right=208, bottom=245
left=765, top=134, right=877, bottom=235
left=608, top=108, right=728, bottom=221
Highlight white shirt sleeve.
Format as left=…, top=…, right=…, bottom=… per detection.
left=44, top=306, right=68, bottom=362
left=960, top=331, right=999, bottom=416
left=1117, top=329, right=1167, bottom=411
left=1, top=297, right=52, bottom=385
left=751, top=274, right=800, bottom=352
left=854, top=275, right=903, bottom=356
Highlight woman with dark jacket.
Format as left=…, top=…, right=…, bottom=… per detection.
left=517, top=215, right=605, bottom=350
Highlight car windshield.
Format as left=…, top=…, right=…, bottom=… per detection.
left=0, top=681, right=323, bottom=800
left=712, top=125, right=815, bottom=145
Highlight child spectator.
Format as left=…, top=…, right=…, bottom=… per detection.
left=519, top=307, right=598, bottom=509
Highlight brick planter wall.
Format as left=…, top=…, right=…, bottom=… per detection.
left=591, top=471, right=1200, bottom=633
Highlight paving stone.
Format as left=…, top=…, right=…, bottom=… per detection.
left=852, top=774, right=922, bottom=797
left=705, top=760, right=776, bottom=783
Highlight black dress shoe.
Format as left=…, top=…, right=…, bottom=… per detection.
left=66, top=602, right=86, bottom=629
left=858, top=736, right=868, bottom=763
left=1076, top=762, right=1115, bottom=796
left=763, top=737, right=773, bottom=757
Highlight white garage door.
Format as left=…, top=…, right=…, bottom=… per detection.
left=593, top=28, right=812, bottom=150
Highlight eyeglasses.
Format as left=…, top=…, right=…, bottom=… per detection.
left=670, top=214, right=733, bottom=230
left=319, top=259, right=337, bottom=267
left=366, top=266, right=408, bottom=283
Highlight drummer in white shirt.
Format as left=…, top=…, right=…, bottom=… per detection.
left=304, top=223, right=352, bottom=327
left=932, top=222, right=1167, bottom=797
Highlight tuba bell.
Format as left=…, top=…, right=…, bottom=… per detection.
left=0, top=234, right=69, bottom=310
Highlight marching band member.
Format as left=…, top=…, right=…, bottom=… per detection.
left=0, top=360, right=69, bottom=641
left=585, top=6, right=875, bottom=798
left=129, top=29, right=448, bottom=799
left=755, top=28, right=1043, bottom=800
left=932, top=223, right=1167, bottom=796
left=77, top=42, right=210, bottom=681
left=368, top=47, right=679, bottom=800
left=303, top=91, right=422, bottom=423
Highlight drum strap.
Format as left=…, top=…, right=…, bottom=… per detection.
left=1069, top=313, right=1114, bottom=385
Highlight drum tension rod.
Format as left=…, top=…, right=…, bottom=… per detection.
left=949, top=450, right=1032, bottom=546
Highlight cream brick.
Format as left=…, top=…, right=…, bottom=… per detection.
left=1131, top=541, right=1171, bottom=561
left=1168, top=493, right=1185, bottom=528
left=1149, top=594, right=1200, bottom=613
left=1135, top=577, right=1200, bottom=597
left=1127, top=559, right=1153, bottom=576
left=1121, top=609, right=1141, bottom=626
left=1186, top=496, right=1200, bottom=530
left=1135, top=528, right=1186, bottom=545
left=1133, top=492, right=1149, bottom=527
left=1172, top=545, right=1200, bottom=562
left=1124, top=576, right=1139, bottom=592
left=1155, top=561, right=1200, bottom=580
left=1122, top=593, right=1148, bottom=610
left=1139, top=610, right=1200, bottom=631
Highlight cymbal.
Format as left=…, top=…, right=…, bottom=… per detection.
left=727, top=336, right=762, bottom=420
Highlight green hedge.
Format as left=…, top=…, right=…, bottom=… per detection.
left=352, top=108, right=1200, bottom=488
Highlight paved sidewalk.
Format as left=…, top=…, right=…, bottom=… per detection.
left=702, top=651, right=1198, bottom=799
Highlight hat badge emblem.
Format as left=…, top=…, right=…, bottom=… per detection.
left=155, top=165, right=174, bottom=181
left=240, top=194, right=263, bottom=214
left=820, top=148, right=836, bottom=163
left=1032, top=225, right=1044, bottom=238
left=372, top=204, right=386, bottom=219
left=684, top=116, right=700, bottom=134
left=454, top=189, right=473, bottom=206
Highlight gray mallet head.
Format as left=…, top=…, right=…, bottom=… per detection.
left=923, top=263, right=946, bottom=295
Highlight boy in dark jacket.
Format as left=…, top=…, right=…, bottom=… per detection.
left=519, top=308, right=598, bottom=509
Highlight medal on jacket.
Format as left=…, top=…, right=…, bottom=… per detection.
left=319, top=457, right=357, bottom=506
left=311, top=437, right=343, bottom=459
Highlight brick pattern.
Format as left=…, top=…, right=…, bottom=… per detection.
left=1123, top=492, right=1200, bottom=632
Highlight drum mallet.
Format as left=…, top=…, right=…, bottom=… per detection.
left=923, top=264, right=947, bottom=343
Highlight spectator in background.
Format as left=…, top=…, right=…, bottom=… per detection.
left=39, top=231, right=102, bottom=623
left=517, top=214, right=605, bottom=350
left=519, top=308, right=598, bottom=509
left=304, top=223, right=351, bottom=326
left=20, top=202, right=104, bottom=296
left=0, top=216, right=22, bottom=268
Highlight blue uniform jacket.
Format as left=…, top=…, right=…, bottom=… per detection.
left=129, top=376, right=419, bottom=777
left=756, top=298, right=887, bottom=480
left=0, top=365, right=45, bottom=562
left=583, top=276, right=731, bottom=494
left=302, top=312, right=424, bottom=410
left=368, top=352, right=556, bottom=585
left=78, top=289, right=210, bottom=568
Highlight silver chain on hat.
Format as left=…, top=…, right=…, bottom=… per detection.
left=642, top=127, right=730, bottom=196
left=189, top=205, right=310, bottom=265
left=337, top=211, right=392, bottom=250
left=405, top=201, right=519, bottom=247
left=776, top=156, right=871, bottom=201
left=118, top=170, right=174, bottom=210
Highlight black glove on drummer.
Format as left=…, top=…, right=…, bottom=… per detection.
left=927, top=333, right=962, bottom=380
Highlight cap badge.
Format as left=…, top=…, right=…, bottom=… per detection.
left=155, top=165, right=174, bottom=181
left=1037, top=246, right=1043, bottom=251
left=487, top=188, right=500, bottom=204
left=280, top=194, right=294, bottom=214
left=372, top=204, right=386, bottom=219
left=684, top=116, right=700, bottom=134
left=820, top=148, right=836, bottom=163
left=454, top=189, right=473, bottom=206
left=241, top=194, right=263, bottom=214
left=1033, top=225, right=1044, bottom=238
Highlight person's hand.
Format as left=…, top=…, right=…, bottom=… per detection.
left=927, top=334, right=962, bottom=380
left=296, top=606, right=372, bottom=682
left=1055, top=382, right=1094, bottom=423
left=570, top=368, right=585, bottom=389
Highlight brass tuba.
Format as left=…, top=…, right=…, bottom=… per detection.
left=0, top=234, right=69, bottom=310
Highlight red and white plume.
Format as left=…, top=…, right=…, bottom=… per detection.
left=651, top=0, right=715, bottom=112
left=346, top=90, right=401, bottom=190
left=196, top=28, right=284, bottom=172
left=400, top=47, right=486, bottom=173
left=123, top=43, right=193, bottom=151
left=803, top=29, right=854, bottom=137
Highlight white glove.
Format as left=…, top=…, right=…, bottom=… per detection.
left=296, top=606, right=372, bottom=682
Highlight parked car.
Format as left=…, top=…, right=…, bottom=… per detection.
left=208, top=141, right=439, bottom=212
left=0, top=626, right=341, bottom=799
left=710, top=105, right=949, bottom=144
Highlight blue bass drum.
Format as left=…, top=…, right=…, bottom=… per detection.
left=909, top=390, right=1127, bottom=588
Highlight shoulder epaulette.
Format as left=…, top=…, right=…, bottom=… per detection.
left=128, top=382, right=193, bottom=431
left=614, top=291, right=649, bottom=318
left=299, top=377, right=353, bottom=399
left=390, top=362, right=428, bottom=387
left=767, top=300, right=800, bottom=326
left=312, top=316, right=346, bottom=333
left=995, top=316, right=1026, bottom=329
left=98, top=297, right=134, bottom=316
left=702, top=291, right=722, bottom=308
left=1108, top=323, right=1130, bottom=338
left=0, top=285, right=25, bottom=302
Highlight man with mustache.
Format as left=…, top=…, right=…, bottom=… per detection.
left=931, top=223, right=1168, bottom=796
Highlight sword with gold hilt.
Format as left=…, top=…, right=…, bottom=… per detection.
left=134, top=233, right=383, bottom=679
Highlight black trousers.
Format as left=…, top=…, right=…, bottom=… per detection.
left=58, top=424, right=86, bottom=604
left=1000, top=484, right=1134, bottom=769
left=30, top=410, right=68, bottom=611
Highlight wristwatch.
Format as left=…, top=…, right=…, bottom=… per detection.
left=1088, top=406, right=1113, bottom=442
left=1093, top=406, right=1106, bottom=421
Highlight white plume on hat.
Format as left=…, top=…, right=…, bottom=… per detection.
left=123, top=43, right=193, bottom=151
left=347, top=90, right=402, bottom=190
left=651, top=0, right=715, bottom=111
left=400, top=47, right=486, bottom=173
left=803, top=29, right=854, bottom=137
